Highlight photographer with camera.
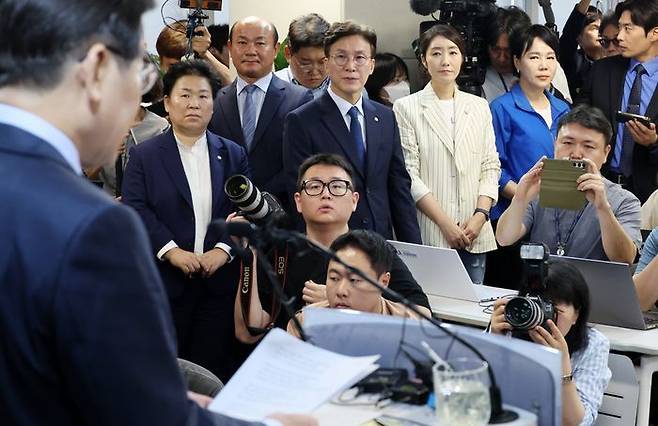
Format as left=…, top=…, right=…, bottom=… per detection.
left=489, top=260, right=611, bottom=426
left=495, top=105, right=641, bottom=264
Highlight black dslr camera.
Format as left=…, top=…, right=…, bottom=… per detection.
left=504, top=243, right=556, bottom=333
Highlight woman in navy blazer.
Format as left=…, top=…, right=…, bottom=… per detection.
left=122, top=61, right=250, bottom=382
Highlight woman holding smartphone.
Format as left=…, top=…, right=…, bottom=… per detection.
left=393, top=24, right=500, bottom=284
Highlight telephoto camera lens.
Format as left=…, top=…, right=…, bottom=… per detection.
left=224, top=174, right=283, bottom=222
left=504, top=296, right=555, bottom=331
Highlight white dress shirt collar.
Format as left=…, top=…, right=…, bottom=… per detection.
left=327, top=85, right=364, bottom=117
left=0, top=103, right=82, bottom=174
left=236, top=72, right=273, bottom=95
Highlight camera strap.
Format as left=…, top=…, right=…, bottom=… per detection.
left=238, top=244, right=289, bottom=336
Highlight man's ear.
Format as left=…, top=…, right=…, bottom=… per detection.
left=379, top=272, right=391, bottom=288
left=284, top=45, right=292, bottom=61
left=294, top=191, right=303, bottom=214
left=352, top=191, right=359, bottom=212
left=77, top=43, right=112, bottom=113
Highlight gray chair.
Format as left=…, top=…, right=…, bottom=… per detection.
left=177, top=358, right=224, bottom=397
left=596, top=353, right=639, bottom=425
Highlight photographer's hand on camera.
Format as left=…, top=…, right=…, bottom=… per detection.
left=302, top=280, right=327, bottom=304
left=164, top=248, right=202, bottom=276
left=626, top=119, right=658, bottom=147
left=528, top=319, right=573, bottom=376
left=576, top=158, right=609, bottom=211
left=489, top=298, right=513, bottom=334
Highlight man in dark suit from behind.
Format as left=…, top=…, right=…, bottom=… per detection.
left=578, top=0, right=658, bottom=203
left=208, top=16, right=313, bottom=213
left=0, top=1, right=314, bottom=425
left=282, top=21, right=422, bottom=243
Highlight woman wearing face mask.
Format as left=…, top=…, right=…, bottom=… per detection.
left=365, top=53, right=410, bottom=106
left=489, top=260, right=611, bottom=426
left=393, top=24, right=501, bottom=284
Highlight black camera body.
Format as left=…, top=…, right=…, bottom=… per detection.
left=504, top=243, right=557, bottom=334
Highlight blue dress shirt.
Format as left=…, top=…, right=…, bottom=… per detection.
left=611, top=56, right=658, bottom=171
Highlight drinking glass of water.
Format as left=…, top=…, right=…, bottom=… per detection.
left=433, top=358, right=491, bottom=426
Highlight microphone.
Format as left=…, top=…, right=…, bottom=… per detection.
left=409, top=0, right=442, bottom=16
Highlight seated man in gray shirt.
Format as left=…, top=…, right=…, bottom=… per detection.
left=496, top=105, right=641, bottom=264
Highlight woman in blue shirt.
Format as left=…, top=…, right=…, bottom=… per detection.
left=490, top=25, right=570, bottom=220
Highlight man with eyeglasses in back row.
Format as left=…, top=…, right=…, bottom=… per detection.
left=283, top=21, right=422, bottom=245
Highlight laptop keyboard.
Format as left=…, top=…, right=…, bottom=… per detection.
left=643, top=310, right=658, bottom=326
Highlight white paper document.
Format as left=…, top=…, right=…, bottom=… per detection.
left=208, top=328, right=380, bottom=421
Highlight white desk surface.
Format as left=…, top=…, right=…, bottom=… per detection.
left=428, top=290, right=658, bottom=355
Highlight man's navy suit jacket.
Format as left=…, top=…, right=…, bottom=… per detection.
left=208, top=74, right=312, bottom=210
left=0, top=123, right=235, bottom=425
left=282, top=91, right=422, bottom=243
left=578, top=54, right=658, bottom=203
left=122, top=129, right=250, bottom=299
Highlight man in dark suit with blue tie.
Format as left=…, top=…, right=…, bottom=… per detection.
left=579, top=0, right=658, bottom=203
left=0, top=1, right=314, bottom=425
left=122, top=60, right=250, bottom=382
left=208, top=16, right=313, bottom=212
left=283, top=21, right=422, bottom=243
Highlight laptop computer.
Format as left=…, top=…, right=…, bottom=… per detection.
left=388, top=241, right=511, bottom=302
left=552, top=255, right=658, bottom=330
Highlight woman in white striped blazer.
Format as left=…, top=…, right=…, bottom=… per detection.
left=393, top=24, right=500, bottom=284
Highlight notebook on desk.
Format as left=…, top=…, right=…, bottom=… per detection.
left=552, top=255, right=658, bottom=330
left=388, top=241, right=510, bottom=302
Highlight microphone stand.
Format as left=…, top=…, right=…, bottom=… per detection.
left=268, top=228, right=519, bottom=424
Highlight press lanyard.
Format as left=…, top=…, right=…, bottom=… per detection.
left=498, top=72, right=509, bottom=93
left=554, top=204, right=588, bottom=256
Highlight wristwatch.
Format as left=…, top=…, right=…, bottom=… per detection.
left=562, top=373, right=573, bottom=384
left=474, top=208, right=490, bottom=222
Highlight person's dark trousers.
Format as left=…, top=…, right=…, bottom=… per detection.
left=483, top=219, right=525, bottom=290
left=169, top=264, right=243, bottom=384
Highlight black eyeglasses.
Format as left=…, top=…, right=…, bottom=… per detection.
left=598, top=37, right=620, bottom=49
left=301, top=179, right=352, bottom=196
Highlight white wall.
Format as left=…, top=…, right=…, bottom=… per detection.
left=228, top=0, right=343, bottom=43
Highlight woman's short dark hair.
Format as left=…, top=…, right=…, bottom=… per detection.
left=419, top=24, right=466, bottom=59
left=365, top=53, right=399, bottom=106
left=510, top=24, right=560, bottom=61
left=162, top=60, right=221, bottom=99
left=287, top=13, right=330, bottom=53
left=557, top=104, right=613, bottom=147
left=0, top=0, right=153, bottom=89
left=296, top=153, right=355, bottom=191
left=541, top=260, right=591, bottom=355
left=616, top=0, right=658, bottom=35
left=324, top=21, right=377, bottom=57
left=330, top=230, right=394, bottom=277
